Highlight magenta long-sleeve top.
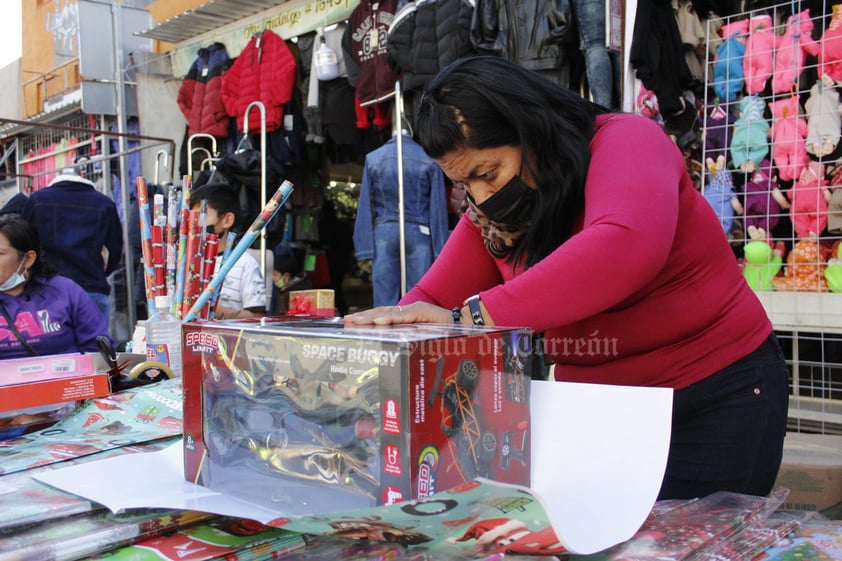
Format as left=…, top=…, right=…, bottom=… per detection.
left=402, top=113, right=771, bottom=389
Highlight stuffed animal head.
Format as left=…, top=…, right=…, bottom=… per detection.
left=788, top=238, right=824, bottom=267
left=744, top=160, right=775, bottom=192
left=798, top=160, right=827, bottom=185
left=769, top=96, right=800, bottom=119
left=787, top=9, right=815, bottom=38
left=750, top=14, right=773, bottom=32
left=744, top=226, right=771, bottom=264
left=773, top=238, right=829, bottom=291
left=826, top=240, right=842, bottom=291
left=744, top=239, right=773, bottom=265
left=738, top=95, right=766, bottom=121
left=705, top=155, right=728, bottom=174
left=720, top=18, right=750, bottom=39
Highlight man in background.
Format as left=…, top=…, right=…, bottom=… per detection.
left=21, top=166, right=122, bottom=322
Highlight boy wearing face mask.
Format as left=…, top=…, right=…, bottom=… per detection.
left=270, top=244, right=312, bottom=315
left=189, top=183, right=267, bottom=320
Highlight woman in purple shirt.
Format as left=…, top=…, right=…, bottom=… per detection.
left=0, top=216, right=109, bottom=359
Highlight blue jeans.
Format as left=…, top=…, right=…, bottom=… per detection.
left=87, top=291, right=110, bottom=325
left=372, top=221, right=435, bottom=307
left=658, top=334, right=789, bottom=500
left=572, top=0, right=619, bottom=109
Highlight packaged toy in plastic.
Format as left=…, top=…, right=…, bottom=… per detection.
left=182, top=317, right=532, bottom=514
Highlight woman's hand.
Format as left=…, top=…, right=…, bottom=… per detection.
left=344, top=302, right=453, bottom=325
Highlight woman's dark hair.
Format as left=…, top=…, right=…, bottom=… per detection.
left=0, top=215, right=55, bottom=289
left=416, top=56, right=610, bottom=267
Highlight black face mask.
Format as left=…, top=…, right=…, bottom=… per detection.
left=472, top=175, right=537, bottom=224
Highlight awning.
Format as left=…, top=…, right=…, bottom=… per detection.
left=135, top=0, right=284, bottom=44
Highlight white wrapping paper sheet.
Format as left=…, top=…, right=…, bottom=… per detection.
left=34, top=380, right=672, bottom=554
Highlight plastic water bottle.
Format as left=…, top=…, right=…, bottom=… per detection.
left=145, top=295, right=183, bottom=377
left=315, top=37, right=339, bottom=81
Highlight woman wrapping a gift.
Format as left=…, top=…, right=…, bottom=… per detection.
left=345, top=56, right=789, bottom=501
left=0, top=216, right=109, bottom=359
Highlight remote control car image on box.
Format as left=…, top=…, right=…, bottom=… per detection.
left=427, top=358, right=496, bottom=481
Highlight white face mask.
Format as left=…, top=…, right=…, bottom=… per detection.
left=0, top=260, right=26, bottom=292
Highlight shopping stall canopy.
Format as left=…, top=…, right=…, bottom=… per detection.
left=136, top=0, right=355, bottom=77
left=135, top=0, right=285, bottom=44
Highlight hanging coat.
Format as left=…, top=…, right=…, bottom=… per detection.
left=221, top=29, right=297, bottom=133
left=177, top=42, right=231, bottom=138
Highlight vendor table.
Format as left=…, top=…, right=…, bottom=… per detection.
left=0, top=380, right=836, bottom=561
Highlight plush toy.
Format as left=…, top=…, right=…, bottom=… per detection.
left=733, top=158, right=788, bottom=233
left=742, top=225, right=784, bottom=291
left=768, top=95, right=809, bottom=182
left=789, top=160, right=832, bottom=238
left=819, top=4, right=842, bottom=83
left=773, top=237, right=828, bottom=291
left=703, top=99, right=736, bottom=162
left=713, top=20, right=750, bottom=103
left=636, top=84, right=664, bottom=126
left=772, top=9, right=820, bottom=94
left=828, top=165, right=842, bottom=235
left=743, top=14, right=776, bottom=95
left=730, top=95, right=770, bottom=173
left=805, top=75, right=842, bottom=158
left=825, top=239, right=842, bottom=291
left=703, top=155, right=740, bottom=233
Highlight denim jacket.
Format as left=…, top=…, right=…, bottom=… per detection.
left=22, top=175, right=123, bottom=295
left=353, top=134, right=449, bottom=261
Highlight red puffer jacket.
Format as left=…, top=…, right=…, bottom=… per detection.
left=222, top=29, right=297, bottom=133
left=177, top=42, right=231, bottom=138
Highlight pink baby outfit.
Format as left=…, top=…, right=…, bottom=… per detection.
left=773, top=9, right=820, bottom=94
left=769, top=95, right=809, bottom=182
left=819, top=5, right=842, bottom=82
left=743, top=15, right=776, bottom=95
left=790, top=160, right=830, bottom=238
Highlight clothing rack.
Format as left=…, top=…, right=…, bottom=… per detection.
left=154, top=149, right=172, bottom=186
left=242, top=100, right=269, bottom=276
left=394, top=80, right=408, bottom=298
left=186, top=133, right=218, bottom=181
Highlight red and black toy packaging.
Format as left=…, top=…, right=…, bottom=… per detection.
left=182, top=317, right=531, bottom=514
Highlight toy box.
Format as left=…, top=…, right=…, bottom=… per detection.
left=0, top=352, right=111, bottom=412
left=182, top=317, right=532, bottom=513
left=774, top=431, right=842, bottom=518
left=287, top=289, right=334, bottom=316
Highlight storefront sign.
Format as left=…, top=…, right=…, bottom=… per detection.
left=171, top=0, right=357, bottom=77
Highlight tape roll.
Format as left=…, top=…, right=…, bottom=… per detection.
left=127, top=361, right=175, bottom=380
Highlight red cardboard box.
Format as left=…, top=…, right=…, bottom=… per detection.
left=0, top=353, right=112, bottom=412
left=182, top=317, right=531, bottom=513
left=287, top=289, right=334, bottom=316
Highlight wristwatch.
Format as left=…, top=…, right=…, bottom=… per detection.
left=465, top=295, right=485, bottom=326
